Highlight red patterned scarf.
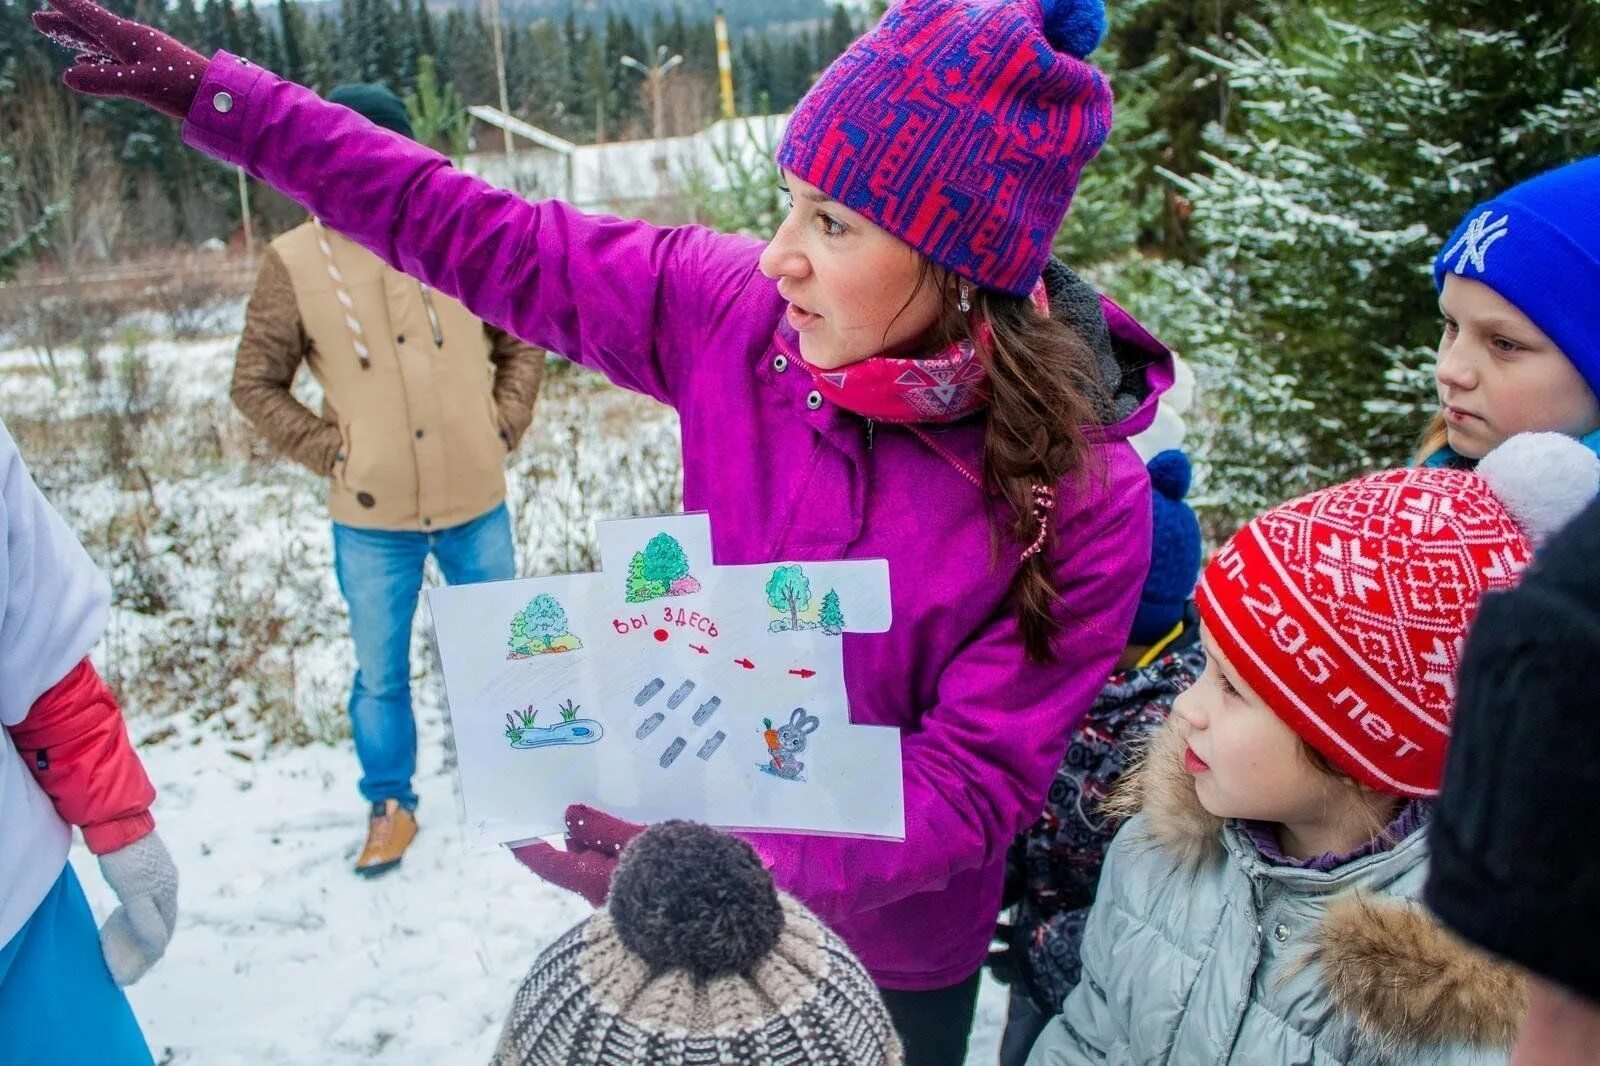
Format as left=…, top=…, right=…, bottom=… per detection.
left=792, top=281, right=1049, bottom=425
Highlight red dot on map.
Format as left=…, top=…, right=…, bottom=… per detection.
left=654, top=629, right=669, bottom=642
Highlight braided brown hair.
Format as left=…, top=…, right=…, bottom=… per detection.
left=887, top=262, right=1108, bottom=663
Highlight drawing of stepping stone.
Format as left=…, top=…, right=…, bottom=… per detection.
left=634, top=678, right=665, bottom=706
left=692, top=697, right=721, bottom=726
left=659, top=737, right=686, bottom=768
left=688, top=694, right=720, bottom=726
left=696, top=731, right=726, bottom=760
left=636, top=713, right=665, bottom=739
left=665, top=679, right=696, bottom=709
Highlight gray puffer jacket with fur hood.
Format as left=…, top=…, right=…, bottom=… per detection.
left=1026, top=716, right=1525, bottom=1066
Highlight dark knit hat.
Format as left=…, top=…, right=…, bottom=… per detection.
left=1434, top=155, right=1600, bottom=401
left=1129, top=450, right=1201, bottom=645
left=327, top=83, right=414, bottom=140
left=494, top=822, right=903, bottom=1064
left=776, top=0, right=1114, bottom=296
left=1426, top=496, right=1600, bottom=1004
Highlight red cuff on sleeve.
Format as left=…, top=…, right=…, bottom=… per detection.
left=81, top=811, right=157, bottom=856
left=9, top=659, right=157, bottom=853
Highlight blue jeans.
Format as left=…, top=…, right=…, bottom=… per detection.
left=332, top=502, right=515, bottom=809
left=0, top=866, right=153, bottom=1065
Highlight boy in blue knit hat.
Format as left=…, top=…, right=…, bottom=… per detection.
left=1420, top=155, right=1600, bottom=467
left=991, top=449, right=1205, bottom=1066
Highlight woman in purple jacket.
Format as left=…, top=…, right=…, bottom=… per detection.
left=36, top=0, right=1171, bottom=1059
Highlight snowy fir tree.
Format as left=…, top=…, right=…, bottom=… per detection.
left=1114, top=0, right=1600, bottom=530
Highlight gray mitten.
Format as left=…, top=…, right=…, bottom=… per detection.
left=96, top=831, right=178, bottom=985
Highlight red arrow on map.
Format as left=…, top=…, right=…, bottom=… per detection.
left=788, top=668, right=817, bottom=679
left=734, top=658, right=755, bottom=670
left=690, top=643, right=709, bottom=655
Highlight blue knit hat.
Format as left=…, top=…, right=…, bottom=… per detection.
left=1130, top=450, right=1202, bottom=646
left=1433, top=155, right=1600, bottom=400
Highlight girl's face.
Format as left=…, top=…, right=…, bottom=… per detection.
left=1172, top=627, right=1340, bottom=828
left=757, top=171, right=947, bottom=370
left=1436, top=274, right=1600, bottom=458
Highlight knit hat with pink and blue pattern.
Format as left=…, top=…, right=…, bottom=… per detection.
left=776, top=0, right=1113, bottom=297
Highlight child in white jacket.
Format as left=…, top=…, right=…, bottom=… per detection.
left=0, top=418, right=179, bottom=1064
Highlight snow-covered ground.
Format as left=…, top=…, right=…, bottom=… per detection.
left=69, top=693, right=1009, bottom=1063
left=5, top=317, right=1010, bottom=1064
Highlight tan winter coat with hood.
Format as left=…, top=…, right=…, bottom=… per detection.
left=232, top=221, right=545, bottom=531
left=1027, top=717, right=1526, bottom=1066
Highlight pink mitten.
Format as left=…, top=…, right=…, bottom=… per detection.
left=33, top=0, right=209, bottom=119
left=509, top=805, right=648, bottom=907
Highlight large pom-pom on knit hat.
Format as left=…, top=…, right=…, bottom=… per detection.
left=1128, top=449, right=1202, bottom=645
left=1195, top=433, right=1600, bottom=799
left=1433, top=155, right=1600, bottom=400
left=776, top=0, right=1114, bottom=297
left=493, top=821, right=903, bottom=1065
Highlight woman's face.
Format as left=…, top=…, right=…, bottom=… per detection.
left=757, top=170, right=947, bottom=370
left=1435, top=274, right=1600, bottom=458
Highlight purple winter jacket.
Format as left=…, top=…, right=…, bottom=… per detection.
left=183, top=53, right=1172, bottom=989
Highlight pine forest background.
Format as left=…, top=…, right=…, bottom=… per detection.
left=3, top=0, right=1600, bottom=530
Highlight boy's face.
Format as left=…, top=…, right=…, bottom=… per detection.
left=1172, top=626, right=1337, bottom=825
left=1436, top=275, right=1600, bottom=458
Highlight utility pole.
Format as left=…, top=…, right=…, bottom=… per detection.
left=236, top=168, right=254, bottom=254
left=619, top=44, right=684, bottom=143
left=714, top=10, right=736, bottom=119
left=486, top=0, right=514, bottom=160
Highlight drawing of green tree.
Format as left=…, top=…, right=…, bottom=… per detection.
left=626, top=551, right=668, bottom=602
left=641, top=533, right=691, bottom=585
left=524, top=595, right=568, bottom=648
left=507, top=611, right=535, bottom=657
left=819, top=589, right=845, bottom=635
left=766, top=565, right=812, bottom=631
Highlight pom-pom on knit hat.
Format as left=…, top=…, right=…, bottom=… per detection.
left=776, top=0, right=1114, bottom=297
left=1129, top=449, right=1202, bottom=645
left=493, top=821, right=904, bottom=1065
left=1434, top=155, right=1600, bottom=401
left=1195, top=433, right=1600, bottom=798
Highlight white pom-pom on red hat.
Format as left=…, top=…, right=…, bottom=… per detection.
left=1475, top=432, right=1600, bottom=548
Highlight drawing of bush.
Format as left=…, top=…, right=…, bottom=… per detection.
left=507, top=594, right=583, bottom=657
left=626, top=533, right=697, bottom=603
left=642, top=533, right=691, bottom=585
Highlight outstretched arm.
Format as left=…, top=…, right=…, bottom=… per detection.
left=34, top=0, right=767, bottom=408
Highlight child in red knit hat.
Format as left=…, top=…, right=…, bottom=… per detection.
left=1026, top=432, right=1600, bottom=1065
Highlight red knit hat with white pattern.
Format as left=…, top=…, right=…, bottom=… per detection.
left=1196, top=433, right=1600, bottom=797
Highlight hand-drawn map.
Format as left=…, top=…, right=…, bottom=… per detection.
left=425, top=513, right=903, bottom=846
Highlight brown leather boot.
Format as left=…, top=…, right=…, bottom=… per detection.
left=355, top=799, right=418, bottom=878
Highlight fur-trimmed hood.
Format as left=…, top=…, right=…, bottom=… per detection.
left=1106, top=715, right=1527, bottom=1053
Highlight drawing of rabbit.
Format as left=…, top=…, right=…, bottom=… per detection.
left=767, top=708, right=819, bottom=781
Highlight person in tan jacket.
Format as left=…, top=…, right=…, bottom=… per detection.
left=230, top=84, right=544, bottom=879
